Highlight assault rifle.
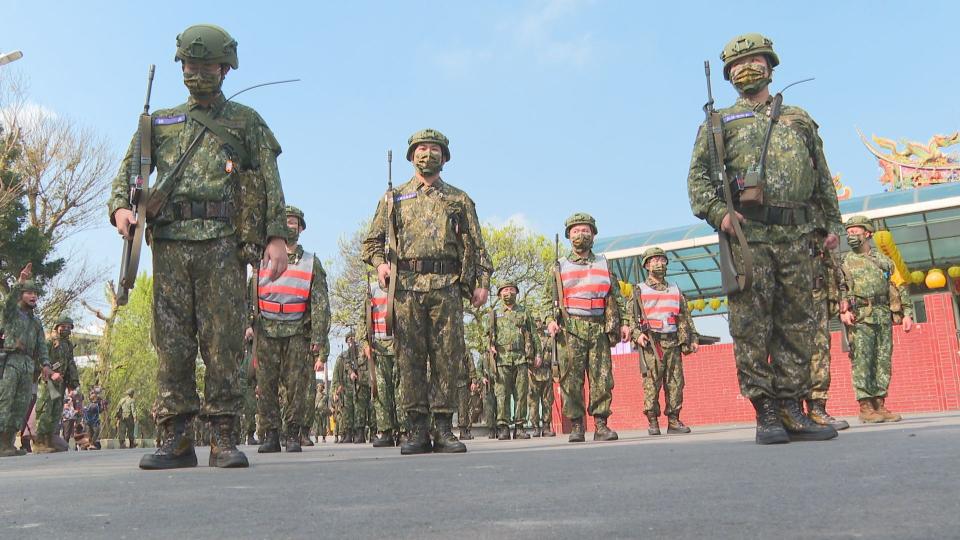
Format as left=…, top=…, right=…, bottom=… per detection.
left=631, top=289, right=659, bottom=376
left=487, top=309, right=498, bottom=378
left=363, top=274, right=379, bottom=399
left=383, top=150, right=398, bottom=336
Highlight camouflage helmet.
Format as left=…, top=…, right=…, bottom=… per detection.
left=19, top=279, right=41, bottom=295
left=126, top=388, right=135, bottom=397
left=285, top=205, right=306, bottom=230
left=564, top=212, right=598, bottom=238
left=406, top=129, right=451, bottom=162
left=344, top=329, right=356, bottom=341
left=54, top=315, right=74, bottom=329
left=844, top=215, right=875, bottom=233
left=641, top=247, right=668, bottom=267
left=175, top=24, right=239, bottom=69
left=720, top=33, right=780, bottom=81
left=497, top=281, right=519, bottom=295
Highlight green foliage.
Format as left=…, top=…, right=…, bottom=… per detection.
left=328, top=220, right=371, bottom=334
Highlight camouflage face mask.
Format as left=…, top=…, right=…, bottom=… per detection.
left=287, top=226, right=300, bottom=244
left=570, top=231, right=594, bottom=251
left=58, top=328, right=72, bottom=339
left=183, top=70, right=223, bottom=98
left=846, top=233, right=864, bottom=250
left=649, top=262, right=667, bottom=278
left=413, top=148, right=443, bottom=176
left=501, top=291, right=517, bottom=306
left=731, top=62, right=770, bottom=95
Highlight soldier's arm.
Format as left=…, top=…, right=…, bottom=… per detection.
left=36, top=323, right=50, bottom=368
left=607, top=277, right=624, bottom=324
left=107, top=133, right=138, bottom=225
left=687, top=124, right=726, bottom=231
left=807, top=118, right=843, bottom=238
left=251, top=114, right=288, bottom=241
left=361, top=198, right=388, bottom=268
left=525, top=310, right=540, bottom=360
left=462, top=196, right=492, bottom=290
left=897, top=283, right=914, bottom=319
left=678, top=293, right=699, bottom=347
left=310, top=258, right=331, bottom=359
left=67, top=355, right=81, bottom=389
left=541, top=273, right=558, bottom=325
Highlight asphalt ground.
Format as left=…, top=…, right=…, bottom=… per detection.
left=2, top=412, right=959, bottom=540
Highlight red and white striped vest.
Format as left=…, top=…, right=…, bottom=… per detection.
left=370, top=280, right=390, bottom=340
left=559, top=255, right=611, bottom=318
left=258, top=252, right=314, bottom=321
left=638, top=282, right=680, bottom=333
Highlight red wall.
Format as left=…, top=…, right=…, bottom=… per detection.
left=552, top=292, right=960, bottom=432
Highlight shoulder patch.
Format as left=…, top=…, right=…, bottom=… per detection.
left=394, top=192, right=417, bottom=202
left=722, top=111, right=754, bottom=123
left=153, top=114, right=186, bottom=126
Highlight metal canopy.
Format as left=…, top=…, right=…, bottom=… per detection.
left=594, top=182, right=960, bottom=307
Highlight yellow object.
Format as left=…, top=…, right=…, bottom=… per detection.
left=693, top=299, right=705, bottom=311
left=948, top=266, right=960, bottom=278
left=872, top=230, right=911, bottom=286
left=620, top=281, right=633, bottom=299
left=709, top=298, right=722, bottom=310
left=910, top=270, right=925, bottom=284
left=925, top=269, right=946, bottom=289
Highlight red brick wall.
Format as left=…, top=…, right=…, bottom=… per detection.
left=552, top=292, right=960, bottom=432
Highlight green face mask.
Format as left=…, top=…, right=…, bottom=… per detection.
left=183, top=70, right=222, bottom=98
left=571, top=232, right=594, bottom=251
left=287, top=226, right=300, bottom=244
left=501, top=292, right=516, bottom=306
left=649, top=263, right=667, bottom=278
left=731, top=62, right=771, bottom=95
left=847, top=234, right=864, bottom=250
left=413, top=148, right=443, bottom=176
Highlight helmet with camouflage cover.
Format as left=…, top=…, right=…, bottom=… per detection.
left=406, top=129, right=451, bottom=162
left=126, top=388, right=135, bottom=397
left=720, top=33, right=780, bottom=81
left=844, top=215, right=875, bottom=233
left=641, top=247, right=667, bottom=267
left=54, top=315, right=74, bottom=329
left=564, top=212, right=597, bottom=238
left=20, top=279, right=41, bottom=295
left=497, top=281, right=519, bottom=295
left=344, top=329, right=356, bottom=341
left=175, top=24, right=239, bottom=69
left=285, top=205, right=306, bottom=230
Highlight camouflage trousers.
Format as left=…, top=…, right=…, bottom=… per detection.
left=354, top=384, right=372, bottom=431
left=314, top=408, right=330, bottom=437
left=303, top=377, right=318, bottom=433
left=0, top=354, right=34, bottom=432
left=373, top=352, right=399, bottom=432
left=729, top=238, right=816, bottom=400
left=34, top=378, right=65, bottom=438
left=117, top=417, right=135, bottom=442
left=394, top=286, right=464, bottom=415
left=494, top=363, right=529, bottom=427
left=641, top=340, right=684, bottom=417
left=483, top=382, right=497, bottom=428
left=848, top=319, right=893, bottom=400
left=558, top=318, right=615, bottom=420
left=527, top=371, right=554, bottom=428
left=255, top=333, right=312, bottom=431
left=808, top=286, right=833, bottom=400
left=239, top=385, right=257, bottom=435
left=335, top=384, right=355, bottom=436
left=153, top=237, right=245, bottom=422
left=456, top=384, right=471, bottom=428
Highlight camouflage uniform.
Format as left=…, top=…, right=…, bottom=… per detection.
left=456, top=353, right=478, bottom=438
left=313, top=384, right=330, bottom=441
left=35, top=327, right=80, bottom=445
left=488, top=303, right=538, bottom=436
left=527, top=326, right=556, bottom=436
left=358, top=315, right=400, bottom=443
left=238, top=344, right=257, bottom=443
left=352, top=347, right=373, bottom=441
left=331, top=346, right=358, bottom=442
left=115, top=392, right=138, bottom=447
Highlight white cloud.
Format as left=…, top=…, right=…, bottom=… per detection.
left=484, top=211, right=539, bottom=232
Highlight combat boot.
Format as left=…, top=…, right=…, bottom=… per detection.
left=667, top=415, right=692, bottom=434
left=514, top=426, right=531, bottom=440
left=458, top=427, right=474, bottom=440
left=20, top=435, right=32, bottom=453
left=127, top=437, right=137, bottom=449
left=0, top=431, right=20, bottom=457
left=646, top=412, right=661, bottom=436
left=541, top=422, right=556, bottom=437
left=593, top=416, right=618, bottom=441
left=139, top=415, right=198, bottom=470
left=858, top=399, right=884, bottom=423
left=246, top=432, right=257, bottom=446
left=300, top=427, right=315, bottom=446
left=258, top=429, right=281, bottom=453
left=568, top=418, right=585, bottom=443
left=354, top=428, right=367, bottom=444
left=497, top=425, right=511, bottom=440
left=750, top=397, right=789, bottom=445
left=806, top=399, right=849, bottom=430
left=32, top=436, right=60, bottom=454
left=208, top=417, right=249, bottom=468
left=285, top=425, right=302, bottom=453
left=432, top=413, right=467, bottom=453
left=779, top=399, right=838, bottom=441
left=342, top=431, right=354, bottom=444
left=400, top=413, right=432, bottom=455
left=873, top=397, right=902, bottom=422
left=487, top=427, right=498, bottom=439
left=531, top=425, right=542, bottom=437
left=372, top=430, right=395, bottom=447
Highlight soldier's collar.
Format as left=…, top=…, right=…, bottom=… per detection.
left=187, top=92, right=227, bottom=110
left=645, top=276, right=666, bottom=287
left=567, top=250, right=594, bottom=263
left=415, top=176, right=445, bottom=191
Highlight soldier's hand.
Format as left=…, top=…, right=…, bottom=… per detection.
left=114, top=209, right=136, bottom=239
left=262, top=237, right=289, bottom=280
left=902, top=315, right=914, bottom=333
left=637, top=333, right=650, bottom=348
left=547, top=321, right=559, bottom=336
left=51, top=372, right=62, bottom=382
left=244, top=327, right=254, bottom=341
left=313, top=358, right=326, bottom=372
left=487, top=345, right=497, bottom=355
left=823, top=233, right=839, bottom=251
left=377, top=263, right=391, bottom=290
left=469, top=382, right=476, bottom=392
left=720, top=211, right=746, bottom=235
left=471, top=287, right=489, bottom=308
left=620, top=324, right=631, bottom=343
left=18, top=262, right=32, bottom=283
left=534, top=356, right=542, bottom=369
left=840, top=311, right=856, bottom=326
left=482, top=377, right=489, bottom=385
left=349, top=371, right=358, bottom=381
left=690, top=342, right=699, bottom=353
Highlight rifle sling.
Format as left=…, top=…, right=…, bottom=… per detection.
left=710, top=110, right=754, bottom=292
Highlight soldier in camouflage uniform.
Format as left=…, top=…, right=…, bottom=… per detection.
left=839, top=216, right=914, bottom=423
left=331, top=333, right=358, bottom=443
left=628, top=247, right=699, bottom=436
left=456, top=352, right=479, bottom=440
left=313, top=381, right=330, bottom=443
left=527, top=318, right=556, bottom=437
left=250, top=205, right=330, bottom=453
left=109, top=24, right=289, bottom=469
left=544, top=213, right=629, bottom=443
left=362, top=129, right=492, bottom=455
left=360, top=279, right=401, bottom=447
left=0, top=267, right=52, bottom=458
left=115, top=389, right=138, bottom=448
left=488, top=282, right=539, bottom=440
left=33, top=315, right=80, bottom=453
left=351, top=337, right=373, bottom=444
left=481, top=358, right=498, bottom=438
left=687, top=33, right=842, bottom=444
left=239, top=337, right=258, bottom=445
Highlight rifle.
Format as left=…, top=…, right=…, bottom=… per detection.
left=703, top=61, right=752, bottom=295
left=551, top=234, right=565, bottom=404
left=383, top=150, right=399, bottom=337
left=0, top=332, right=6, bottom=381
left=363, top=273, right=379, bottom=399
left=487, top=309, right=498, bottom=379
left=631, top=289, right=661, bottom=376
left=116, top=64, right=156, bottom=306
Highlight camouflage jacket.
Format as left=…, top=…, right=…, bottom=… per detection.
left=47, top=336, right=80, bottom=389
left=487, top=303, right=539, bottom=366
left=116, top=396, right=136, bottom=420
left=627, top=277, right=698, bottom=351
left=840, top=247, right=914, bottom=324
left=0, top=283, right=50, bottom=369
left=108, top=92, right=287, bottom=243
left=331, top=350, right=357, bottom=396
left=357, top=316, right=394, bottom=358
left=687, top=97, right=842, bottom=243
left=361, top=176, right=492, bottom=292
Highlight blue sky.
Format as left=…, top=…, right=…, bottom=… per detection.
left=4, top=0, right=959, bottom=332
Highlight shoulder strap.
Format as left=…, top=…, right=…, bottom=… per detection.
left=187, top=109, right=252, bottom=168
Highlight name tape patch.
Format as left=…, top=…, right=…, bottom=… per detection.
left=153, top=114, right=187, bottom=126
left=394, top=192, right=418, bottom=202
left=722, top=111, right=754, bottom=123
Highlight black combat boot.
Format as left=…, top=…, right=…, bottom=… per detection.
left=459, top=427, right=474, bottom=440
left=646, top=412, right=661, bottom=436
left=285, top=425, right=302, bottom=453
left=139, top=415, right=198, bottom=470
left=497, top=425, right=511, bottom=440
left=127, top=437, right=137, bottom=449
left=514, top=425, right=531, bottom=440
left=806, top=399, right=849, bottom=430
left=354, top=428, right=367, bottom=444
left=0, top=431, right=19, bottom=457
left=208, top=417, right=250, bottom=468
left=531, top=424, right=542, bottom=437
left=487, top=427, right=498, bottom=439
left=342, top=431, right=354, bottom=444
left=258, top=429, right=281, bottom=453
left=779, top=399, right=838, bottom=442
left=750, top=397, right=790, bottom=445
left=541, top=422, right=556, bottom=437
left=372, top=430, right=395, bottom=447
left=667, top=415, right=691, bottom=434
left=400, top=413, right=432, bottom=455
left=300, top=427, right=315, bottom=446
left=246, top=431, right=257, bottom=446
left=593, top=416, right=618, bottom=441
left=20, top=435, right=32, bottom=454
left=432, top=413, right=467, bottom=453
left=568, top=418, right=585, bottom=443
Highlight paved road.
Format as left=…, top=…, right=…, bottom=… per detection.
left=2, top=412, right=959, bottom=539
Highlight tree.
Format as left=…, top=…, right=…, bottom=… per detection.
left=328, top=220, right=371, bottom=333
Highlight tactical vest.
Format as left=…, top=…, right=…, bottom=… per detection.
left=370, top=280, right=390, bottom=340
left=559, top=256, right=611, bottom=318
left=258, top=252, right=314, bottom=321
left=638, top=282, right=681, bottom=333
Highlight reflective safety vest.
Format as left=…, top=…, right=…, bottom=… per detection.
left=559, top=256, right=611, bottom=318
left=258, top=252, right=314, bottom=321
left=370, top=280, right=390, bottom=340
left=638, top=282, right=680, bottom=333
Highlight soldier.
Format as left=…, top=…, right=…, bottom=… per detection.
left=251, top=205, right=330, bottom=453
left=544, top=213, right=629, bottom=443
left=0, top=266, right=52, bottom=457
left=331, top=334, right=357, bottom=443
left=488, top=282, right=539, bottom=440
left=239, top=336, right=258, bottom=445
left=362, top=128, right=492, bottom=455
left=109, top=24, right=289, bottom=469
left=115, top=389, right=138, bottom=448
left=456, top=352, right=478, bottom=440
left=352, top=335, right=373, bottom=444
left=33, top=315, right=80, bottom=453
left=360, top=279, right=400, bottom=447
left=528, top=319, right=556, bottom=437
left=839, top=216, right=914, bottom=423
left=481, top=358, right=498, bottom=439
left=313, top=381, right=330, bottom=443
left=84, top=390, right=106, bottom=450
left=628, top=247, right=699, bottom=435
left=687, top=33, right=842, bottom=444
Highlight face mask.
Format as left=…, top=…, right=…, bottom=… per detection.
left=571, top=232, right=593, bottom=251
left=287, top=226, right=300, bottom=244
left=847, top=234, right=864, bottom=250
left=58, top=328, right=71, bottom=339
left=413, top=148, right=443, bottom=176
left=649, top=263, right=667, bottom=278
left=731, top=62, right=771, bottom=95
left=183, top=70, right=222, bottom=98
left=501, top=292, right=516, bottom=306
